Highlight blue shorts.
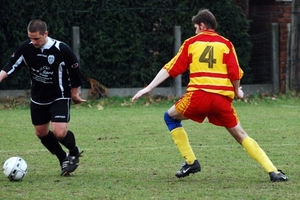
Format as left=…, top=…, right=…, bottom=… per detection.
left=30, top=99, right=71, bottom=125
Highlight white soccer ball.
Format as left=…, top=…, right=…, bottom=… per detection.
left=3, top=156, right=28, bottom=181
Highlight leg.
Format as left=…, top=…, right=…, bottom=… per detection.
left=226, top=122, right=288, bottom=182
left=166, top=105, right=196, bottom=164
left=50, top=99, right=79, bottom=155
left=208, top=94, right=287, bottom=182
left=165, top=105, right=200, bottom=178
left=52, top=122, right=79, bottom=156
left=32, top=125, right=69, bottom=176
left=31, top=102, right=67, bottom=168
left=226, top=122, right=277, bottom=172
left=50, top=99, right=82, bottom=175
left=52, top=122, right=81, bottom=174
left=166, top=109, right=195, bottom=164
left=36, top=123, right=67, bottom=162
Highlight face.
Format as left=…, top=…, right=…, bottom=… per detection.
left=28, top=31, right=48, bottom=48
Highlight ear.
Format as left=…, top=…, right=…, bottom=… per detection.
left=44, top=31, right=49, bottom=37
left=200, top=22, right=206, bottom=30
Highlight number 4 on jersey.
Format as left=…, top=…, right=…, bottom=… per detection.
left=199, top=46, right=216, bottom=68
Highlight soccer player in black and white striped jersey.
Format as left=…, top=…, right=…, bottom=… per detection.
left=0, top=19, right=85, bottom=176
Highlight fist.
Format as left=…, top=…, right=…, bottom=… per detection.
left=238, top=86, right=244, bottom=98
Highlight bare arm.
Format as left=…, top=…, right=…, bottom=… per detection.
left=131, top=68, right=170, bottom=102
left=0, top=70, right=8, bottom=82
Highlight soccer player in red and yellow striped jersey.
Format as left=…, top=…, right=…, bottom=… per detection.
left=131, top=9, right=288, bottom=182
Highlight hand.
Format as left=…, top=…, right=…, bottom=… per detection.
left=71, top=93, right=86, bottom=104
left=131, top=87, right=151, bottom=102
left=237, top=86, right=244, bottom=99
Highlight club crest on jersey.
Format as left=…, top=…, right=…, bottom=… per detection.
left=72, top=63, right=79, bottom=68
left=48, top=55, right=55, bottom=65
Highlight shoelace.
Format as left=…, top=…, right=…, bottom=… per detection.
left=69, top=151, right=84, bottom=164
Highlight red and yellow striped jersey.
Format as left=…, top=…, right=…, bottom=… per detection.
left=163, top=30, right=244, bottom=99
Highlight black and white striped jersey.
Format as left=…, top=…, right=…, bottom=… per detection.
left=2, top=37, right=83, bottom=104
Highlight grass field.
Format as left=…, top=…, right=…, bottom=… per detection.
left=0, top=96, right=299, bottom=200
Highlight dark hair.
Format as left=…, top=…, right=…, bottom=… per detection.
left=27, top=19, right=47, bottom=34
left=191, top=9, right=217, bottom=30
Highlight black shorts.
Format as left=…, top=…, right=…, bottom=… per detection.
left=30, top=99, right=71, bottom=125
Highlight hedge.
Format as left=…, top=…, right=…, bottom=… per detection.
left=0, top=0, right=252, bottom=89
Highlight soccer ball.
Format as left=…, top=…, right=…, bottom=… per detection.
left=3, top=156, right=28, bottom=181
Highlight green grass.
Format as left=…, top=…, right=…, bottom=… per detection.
left=0, top=96, right=300, bottom=199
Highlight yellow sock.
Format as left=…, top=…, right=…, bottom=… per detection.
left=170, top=127, right=196, bottom=164
left=242, top=137, right=278, bottom=173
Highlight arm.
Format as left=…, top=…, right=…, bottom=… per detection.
left=131, top=68, right=170, bottom=102
left=0, top=70, right=8, bottom=82
left=227, top=43, right=244, bottom=99
left=60, top=43, right=86, bottom=103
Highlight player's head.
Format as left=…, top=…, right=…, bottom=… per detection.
left=192, top=9, right=217, bottom=34
left=27, top=19, right=48, bottom=48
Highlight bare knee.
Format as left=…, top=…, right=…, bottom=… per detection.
left=34, top=124, right=49, bottom=138
left=51, top=128, right=67, bottom=140
left=52, top=122, right=68, bottom=140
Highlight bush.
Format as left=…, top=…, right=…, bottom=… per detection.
left=0, top=0, right=251, bottom=89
